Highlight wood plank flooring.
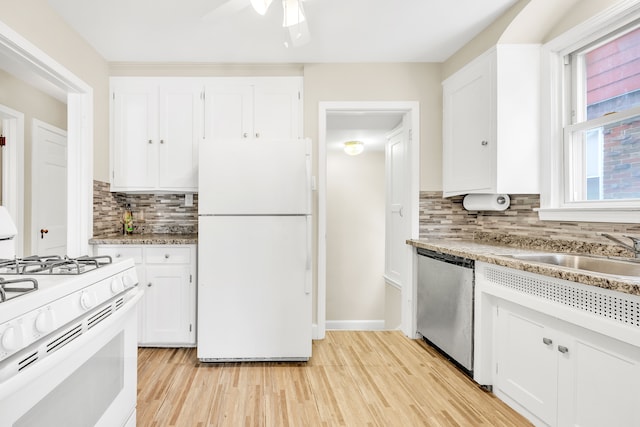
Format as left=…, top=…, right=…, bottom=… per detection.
left=137, top=331, right=531, bottom=426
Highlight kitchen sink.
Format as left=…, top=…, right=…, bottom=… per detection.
left=503, top=253, right=640, bottom=278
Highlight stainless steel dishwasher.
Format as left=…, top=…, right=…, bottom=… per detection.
left=417, top=248, right=474, bottom=376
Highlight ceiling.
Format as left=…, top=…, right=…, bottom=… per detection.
left=47, top=0, right=519, bottom=63
left=326, top=111, right=403, bottom=153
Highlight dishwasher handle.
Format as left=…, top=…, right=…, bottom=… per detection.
left=417, top=248, right=474, bottom=269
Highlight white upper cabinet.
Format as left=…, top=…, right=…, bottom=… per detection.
left=110, top=77, right=203, bottom=193
left=205, top=77, right=302, bottom=141
left=442, top=44, right=541, bottom=197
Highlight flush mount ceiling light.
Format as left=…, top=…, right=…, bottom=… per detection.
left=343, top=141, right=364, bottom=156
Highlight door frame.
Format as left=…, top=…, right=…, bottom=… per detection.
left=317, top=101, right=420, bottom=339
left=0, top=19, right=93, bottom=257
left=0, top=105, right=25, bottom=255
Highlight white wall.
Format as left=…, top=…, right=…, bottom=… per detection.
left=326, top=148, right=385, bottom=327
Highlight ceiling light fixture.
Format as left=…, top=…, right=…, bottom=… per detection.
left=343, top=141, right=364, bottom=156
left=250, top=0, right=273, bottom=15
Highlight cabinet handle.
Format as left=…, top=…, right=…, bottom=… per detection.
left=148, top=139, right=153, bottom=144
left=481, top=140, right=489, bottom=146
left=115, top=253, right=121, bottom=258
left=542, top=337, right=552, bottom=345
left=147, top=283, right=152, bottom=287
left=558, top=345, right=569, bottom=354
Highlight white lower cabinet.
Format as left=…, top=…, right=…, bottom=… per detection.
left=494, top=299, right=640, bottom=427
left=94, top=244, right=196, bottom=346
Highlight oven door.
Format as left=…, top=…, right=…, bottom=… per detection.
left=0, top=290, right=142, bottom=427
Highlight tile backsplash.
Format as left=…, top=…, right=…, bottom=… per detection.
left=93, top=180, right=197, bottom=236
left=419, top=191, right=640, bottom=255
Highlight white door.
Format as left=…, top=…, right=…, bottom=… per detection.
left=199, top=139, right=311, bottom=215
left=143, top=264, right=192, bottom=344
left=111, top=82, right=158, bottom=189
left=197, top=215, right=312, bottom=360
left=253, top=79, right=301, bottom=140
left=32, top=120, right=67, bottom=255
left=384, top=125, right=407, bottom=287
left=158, top=82, right=202, bottom=190
left=205, top=82, right=252, bottom=140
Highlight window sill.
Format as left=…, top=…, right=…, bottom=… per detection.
left=535, top=207, right=640, bottom=223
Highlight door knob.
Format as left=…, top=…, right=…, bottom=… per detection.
left=40, top=228, right=48, bottom=239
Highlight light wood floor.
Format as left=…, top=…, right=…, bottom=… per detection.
left=137, top=331, right=531, bottom=426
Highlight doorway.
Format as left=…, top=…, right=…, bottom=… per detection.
left=0, top=20, right=93, bottom=257
left=318, top=101, right=420, bottom=339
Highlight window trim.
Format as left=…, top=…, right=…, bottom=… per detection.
left=538, top=0, right=640, bottom=223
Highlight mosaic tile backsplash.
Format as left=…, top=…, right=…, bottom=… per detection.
left=93, top=180, right=198, bottom=235
left=419, top=191, right=640, bottom=256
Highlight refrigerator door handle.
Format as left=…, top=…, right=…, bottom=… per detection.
left=305, top=216, right=312, bottom=273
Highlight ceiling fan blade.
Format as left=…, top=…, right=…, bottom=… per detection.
left=202, top=0, right=251, bottom=22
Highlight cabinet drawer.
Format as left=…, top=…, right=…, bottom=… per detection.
left=96, top=246, right=143, bottom=264
left=145, top=247, right=191, bottom=264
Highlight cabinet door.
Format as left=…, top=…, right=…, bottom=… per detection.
left=111, top=83, right=158, bottom=190
left=253, top=79, right=301, bottom=140
left=443, top=56, right=493, bottom=196
left=158, top=82, right=202, bottom=190
left=557, top=324, right=640, bottom=427
left=142, top=264, right=193, bottom=345
left=495, top=303, right=558, bottom=426
left=205, top=83, right=252, bottom=140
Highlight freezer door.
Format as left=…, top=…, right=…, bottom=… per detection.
left=199, top=139, right=311, bottom=215
left=197, top=215, right=312, bottom=360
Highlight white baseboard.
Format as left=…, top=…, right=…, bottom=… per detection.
left=325, top=320, right=385, bottom=331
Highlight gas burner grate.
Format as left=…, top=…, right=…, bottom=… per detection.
left=0, top=277, right=38, bottom=302
left=0, top=255, right=112, bottom=275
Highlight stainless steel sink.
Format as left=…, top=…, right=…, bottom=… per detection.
left=504, top=253, right=640, bottom=278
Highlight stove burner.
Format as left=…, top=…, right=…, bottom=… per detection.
left=0, top=277, right=38, bottom=302
left=0, top=255, right=112, bottom=275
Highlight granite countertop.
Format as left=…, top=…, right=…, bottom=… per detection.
left=89, top=233, right=198, bottom=245
left=407, top=238, right=640, bottom=296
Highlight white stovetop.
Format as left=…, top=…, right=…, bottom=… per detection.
left=0, top=258, right=136, bottom=324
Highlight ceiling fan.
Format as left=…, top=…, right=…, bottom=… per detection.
left=203, top=0, right=310, bottom=47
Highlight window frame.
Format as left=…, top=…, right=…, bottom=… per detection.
left=538, top=0, right=640, bottom=223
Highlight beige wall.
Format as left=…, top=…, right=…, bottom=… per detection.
left=442, top=0, right=620, bottom=79
left=0, top=0, right=110, bottom=181
left=303, top=63, right=443, bottom=191
left=0, top=69, right=67, bottom=253
left=326, top=148, right=385, bottom=324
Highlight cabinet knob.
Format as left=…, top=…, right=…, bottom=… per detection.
left=243, top=132, right=249, bottom=138
left=148, top=139, right=153, bottom=144
left=147, top=282, right=152, bottom=287
left=115, top=253, right=121, bottom=258
left=160, top=139, right=165, bottom=144
left=165, top=254, right=170, bottom=259
left=255, top=132, right=260, bottom=138
left=558, top=345, right=569, bottom=354
left=542, top=337, right=552, bottom=345
left=481, top=140, right=489, bottom=146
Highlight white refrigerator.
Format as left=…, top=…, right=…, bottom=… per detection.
left=197, top=139, right=312, bottom=361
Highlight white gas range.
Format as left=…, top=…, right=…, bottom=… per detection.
left=0, top=208, right=142, bottom=427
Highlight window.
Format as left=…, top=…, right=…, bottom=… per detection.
left=565, top=24, right=640, bottom=204
left=539, top=5, right=640, bottom=223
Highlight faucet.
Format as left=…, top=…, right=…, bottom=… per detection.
left=600, top=233, right=640, bottom=258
